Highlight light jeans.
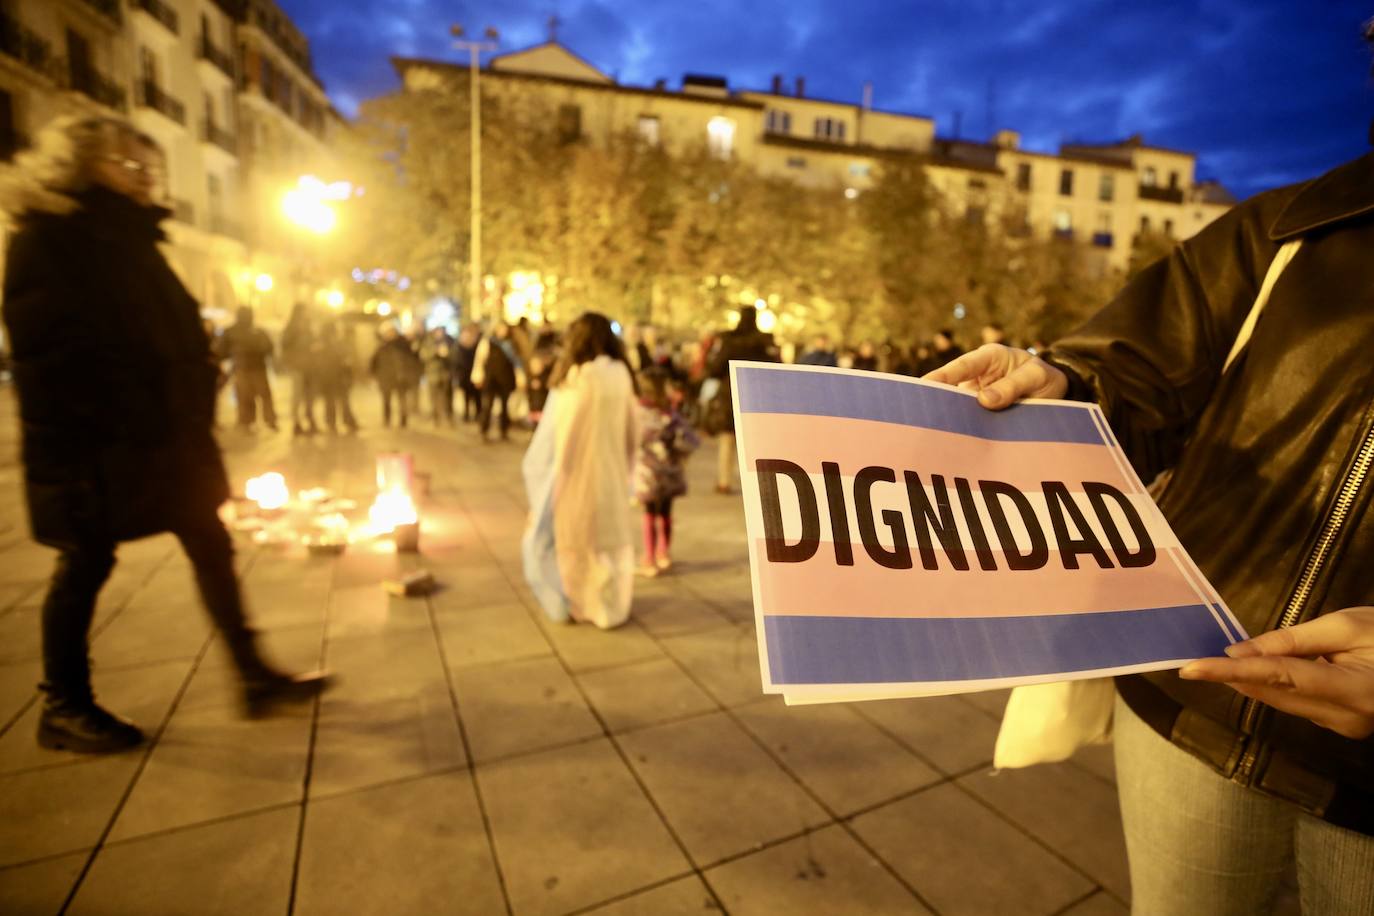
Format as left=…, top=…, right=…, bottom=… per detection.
left=1114, top=695, right=1374, bottom=915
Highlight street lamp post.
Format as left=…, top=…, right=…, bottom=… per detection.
left=451, top=25, right=499, bottom=322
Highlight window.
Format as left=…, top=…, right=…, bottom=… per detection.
left=636, top=115, right=660, bottom=147
left=1163, top=219, right=1174, bottom=237
left=140, top=47, right=158, bottom=85
left=813, top=117, right=846, bottom=142
left=0, top=89, right=18, bottom=161
left=1140, top=215, right=1151, bottom=233
left=965, top=204, right=986, bottom=225
left=1168, top=170, right=1179, bottom=190
left=207, top=173, right=223, bottom=215
left=557, top=104, right=581, bottom=143
left=1059, top=168, right=1074, bottom=196
left=849, top=162, right=870, bottom=178
left=1053, top=209, right=1073, bottom=238
left=786, top=156, right=806, bottom=169
left=1142, top=166, right=1157, bottom=187
left=203, top=91, right=215, bottom=124
left=707, top=116, right=735, bottom=159
left=1098, top=173, right=1114, bottom=202
left=1015, top=162, right=1031, bottom=191
left=969, top=177, right=987, bottom=190
left=766, top=109, right=791, bottom=134
left=1092, top=212, right=1113, bottom=248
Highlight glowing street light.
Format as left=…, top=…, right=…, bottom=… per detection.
left=254, top=273, right=274, bottom=292
left=325, top=290, right=345, bottom=309
left=281, top=179, right=337, bottom=235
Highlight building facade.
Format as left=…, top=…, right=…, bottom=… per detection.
left=395, top=42, right=1235, bottom=273
left=0, top=0, right=338, bottom=324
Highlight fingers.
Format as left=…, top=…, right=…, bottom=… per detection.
left=1225, top=607, right=1374, bottom=659
left=1224, top=683, right=1373, bottom=740
left=923, top=346, right=1007, bottom=386
left=1180, top=655, right=1374, bottom=739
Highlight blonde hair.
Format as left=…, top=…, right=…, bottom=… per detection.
left=0, top=115, right=156, bottom=226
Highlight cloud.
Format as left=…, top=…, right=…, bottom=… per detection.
left=277, top=0, right=1374, bottom=198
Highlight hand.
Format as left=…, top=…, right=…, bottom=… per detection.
left=1179, top=607, right=1374, bottom=740
left=924, top=343, right=1069, bottom=410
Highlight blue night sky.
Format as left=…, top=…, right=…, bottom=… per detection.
left=278, top=0, right=1374, bottom=201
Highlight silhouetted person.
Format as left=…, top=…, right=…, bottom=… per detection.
left=369, top=322, right=420, bottom=428
left=220, top=306, right=276, bottom=431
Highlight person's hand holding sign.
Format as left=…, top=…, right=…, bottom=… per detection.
left=1180, top=609, right=1374, bottom=740
left=931, top=345, right=1374, bottom=743
left=924, top=343, right=1069, bottom=408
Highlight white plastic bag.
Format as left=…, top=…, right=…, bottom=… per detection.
left=992, top=678, right=1115, bottom=769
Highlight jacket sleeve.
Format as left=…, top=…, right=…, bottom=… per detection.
left=1045, top=187, right=1295, bottom=481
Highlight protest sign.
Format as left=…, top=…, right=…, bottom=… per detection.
left=730, top=362, right=1246, bottom=704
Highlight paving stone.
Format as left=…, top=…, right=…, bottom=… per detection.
left=582, top=876, right=718, bottom=915
left=1060, top=890, right=1130, bottom=916
left=309, top=628, right=466, bottom=797
left=478, top=737, right=689, bottom=916
left=296, top=771, right=504, bottom=915
left=706, top=824, right=928, bottom=915
left=0, top=851, right=87, bottom=916
left=960, top=761, right=1130, bottom=899
left=961, top=687, right=1012, bottom=719
left=0, top=660, right=41, bottom=728
left=0, top=605, right=40, bottom=664
left=630, top=588, right=733, bottom=639
left=0, top=756, right=141, bottom=866
left=576, top=658, right=718, bottom=733
left=536, top=614, right=665, bottom=672
left=89, top=566, right=211, bottom=670
left=0, top=660, right=191, bottom=775
left=851, top=783, right=1093, bottom=916
left=434, top=601, right=552, bottom=669
left=1072, top=742, right=1118, bottom=785
left=427, top=570, right=524, bottom=611
left=108, top=666, right=313, bottom=841
left=659, top=624, right=764, bottom=707
left=733, top=699, right=942, bottom=815
left=852, top=694, right=1000, bottom=775
left=618, top=711, right=829, bottom=866
left=451, top=655, right=602, bottom=762
left=69, top=807, right=297, bottom=916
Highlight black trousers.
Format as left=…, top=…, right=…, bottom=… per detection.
left=459, top=382, right=479, bottom=421
left=233, top=369, right=276, bottom=428
left=479, top=389, right=511, bottom=438
left=40, top=510, right=263, bottom=703
left=379, top=384, right=408, bottom=427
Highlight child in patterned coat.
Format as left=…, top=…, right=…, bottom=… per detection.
left=634, top=369, right=700, bottom=575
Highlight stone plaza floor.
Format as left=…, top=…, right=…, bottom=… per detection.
left=0, top=383, right=1132, bottom=915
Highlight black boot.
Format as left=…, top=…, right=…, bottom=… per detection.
left=242, top=668, right=333, bottom=719
left=37, top=686, right=144, bottom=754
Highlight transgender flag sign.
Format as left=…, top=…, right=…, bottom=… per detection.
left=730, top=362, right=1246, bottom=704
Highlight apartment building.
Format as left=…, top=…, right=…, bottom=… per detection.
left=0, top=0, right=337, bottom=321
left=394, top=41, right=1234, bottom=272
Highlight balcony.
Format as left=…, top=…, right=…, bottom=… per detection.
left=1138, top=184, right=1184, bottom=204
left=73, top=0, right=121, bottom=26
left=131, top=0, right=178, bottom=35
left=201, top=119, right=237, bottom=155
left=198, top=33, right=233, bottom=77
left=67, top=63, right=127, bottom=111
left=0, top=12, right=55, bottom=81
left=1052, top=227, right=1075, bottom=241
left=138, top=80, right=185, bottom=125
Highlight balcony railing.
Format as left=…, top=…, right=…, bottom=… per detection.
left=198, top=33, right=233, bottom=76
left=1052, top=227, right=1075, bottom=241
left=1091, top=232, right=1115, bottom=248
left=138, top=80, right=186, bottom=124
left=132, top=0, right=178, bottom=34
left=68, top=62, right=127, bottom=111
left=172, top=198, right=195, bottom=226
left=75, top=0, right=121, bottom=26
left=1138, top=184, right=1184, bottom=204
left=0, top=12, right=53, bottom=79
left=201, top=119, right=237, bottom=154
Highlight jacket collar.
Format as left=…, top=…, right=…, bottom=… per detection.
left=1268, top=151, right=1374, bottom=241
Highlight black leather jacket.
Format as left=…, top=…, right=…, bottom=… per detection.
left=1047, top=152, right=1374, bottom=835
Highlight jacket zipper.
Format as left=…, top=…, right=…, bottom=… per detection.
left=1232, top=420, right=1374, bottom=784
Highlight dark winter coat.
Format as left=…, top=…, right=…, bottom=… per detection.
left=369, top=336, right=421, bottom=390
left=1047, top=152, right=1374, bottom=835
left=2, top=187, right=229, bottom=549
left=704, top=326, right=778, bottom=434
left=219, top=319, right=273, bottom=374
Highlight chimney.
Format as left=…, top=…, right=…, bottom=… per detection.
left=771, top=74, right=783, bottom=95
left=862, top=81, right=873, bottom=110
left=653, top=78, right=666, bottom=91
left=795, top=76, right=805, bottom=98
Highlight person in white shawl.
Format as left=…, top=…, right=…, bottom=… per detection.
left=522, top=313, right=639, bottom=629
